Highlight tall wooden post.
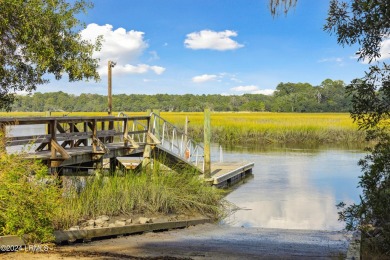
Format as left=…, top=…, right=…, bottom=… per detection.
left=108, top=60, right=115, bottom=115
left=204, top=109, right=211, bottom=178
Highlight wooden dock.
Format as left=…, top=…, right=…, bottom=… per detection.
left=0, top=114, right=254, bottom=187
left=210, top=161, right=254, bottom=188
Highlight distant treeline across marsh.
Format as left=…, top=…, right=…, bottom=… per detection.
left=9, top=80, right=351, bottom=113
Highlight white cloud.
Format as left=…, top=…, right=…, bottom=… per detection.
left=252, top=89, right=275, bottom=95
left=81, top=23, right=165, bottom=76
left=81, top=23, right=147, bottom=64
left=230, top=77, right=243, bottom=83
left=378, top=38, right=390, bottom=61
left=184, top=30, right=244, bottom=51
left=230, top=85, right=274, bottom=95
left=143, top=78, right=156, bottom=82
left=231, top=85, right=258, bottom=92
left=148, top=51, right=159, bottom=61
left=15, top=90, right=30, bottom=96
left=192, top=74, right=218, bottom=83
left=221, top=92, right=232, bottom=96
left=98, top=64, right=165, bottom=76
left=318, top=57, right=343, bottom=63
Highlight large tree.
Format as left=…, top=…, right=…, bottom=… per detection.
left=270, top=0, right=390, bottom=254
left=325, top=0, right=390, bottom=254
left=0, top=0, right=101, bottom=111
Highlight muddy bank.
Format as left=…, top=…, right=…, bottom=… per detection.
left=2, top=223, right=351, bottom=259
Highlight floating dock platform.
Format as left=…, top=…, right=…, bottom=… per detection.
left=210, top=161, right=254, bottom=188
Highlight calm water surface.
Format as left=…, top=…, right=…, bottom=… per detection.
left=5, top=124, right=46, bottom=153
left=220, top=144, right=366, bottom=231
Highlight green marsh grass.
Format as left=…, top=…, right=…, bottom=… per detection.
left=0, top=111, right=365, bottom=144
left=54, top=164, right=226, bottom=230
left=158, top=112, right=365, bottom=145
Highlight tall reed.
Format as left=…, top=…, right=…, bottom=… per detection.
left=54, top=165, right=226, bottom=230
left=158, top=112, right=365, bottom=145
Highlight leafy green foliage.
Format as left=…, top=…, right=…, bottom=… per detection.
left=325, top=0, right=389, bottom=63
left=0, top=0, right=100, bottom=111
left=347, top=64, right=390, bottom=129
left=337, top=127, right=390, bottom=254
left=324, top=0, right=390, bottom=255
left=0, top=132, right=62, bottom=243
left=269, top=0, right=390, bottom=254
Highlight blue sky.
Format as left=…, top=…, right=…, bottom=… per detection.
left=39, top=0, right=382, bottom=96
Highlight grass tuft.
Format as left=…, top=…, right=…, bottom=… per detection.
left=54, top=164, right=226, bottom=230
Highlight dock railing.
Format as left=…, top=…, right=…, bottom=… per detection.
left=1, top=116, right=150, bottom=162
left=149, top=112, right=204, bottom=170
left=1, top=114, right=205, bottom=171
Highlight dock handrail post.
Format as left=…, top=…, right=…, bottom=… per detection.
left=123, top=117, right=129, bottom=147
left=0, top=123, right=6, bottom=153
left=108, top=118, right=114, bottom=143
left=142, top=109, right=152, bottom=171
left=153, top=109, right=160, bottom=140
left=204, top=109, right=211, bottom=178
left=184, top=116, right=188, bottom=159
left=49, top=119, right=57, bottom=159
left=92, top=119, right=97, bottom=153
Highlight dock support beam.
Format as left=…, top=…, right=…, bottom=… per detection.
left=152, top=109, right=160, bottom=140
left=142, top=109, right=152, bottom=171
left=204, top=109, right=211, bottom=178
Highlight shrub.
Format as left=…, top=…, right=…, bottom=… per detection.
left=337, top=127, right=390, bottom=255
left=0, top=131, right=61, bottom=243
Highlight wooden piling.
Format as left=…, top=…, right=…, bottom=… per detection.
left=108, top=61, right=113, bottom=115
left=204, top=109, right=211, bottom=178
left=184, top=116, right=189, bottom=157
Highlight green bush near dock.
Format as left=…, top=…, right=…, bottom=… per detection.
left=0, top=133, right=62, bottom=243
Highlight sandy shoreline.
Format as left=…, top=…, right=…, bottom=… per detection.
left=2, top=223, right=351, bottom=259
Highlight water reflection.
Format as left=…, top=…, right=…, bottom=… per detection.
left=222, top=146, right=366, bottom=231
left=5, top=124, right=45, bottom=153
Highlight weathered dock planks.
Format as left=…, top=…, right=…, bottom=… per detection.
left=1, top=114, right=254, bottom=187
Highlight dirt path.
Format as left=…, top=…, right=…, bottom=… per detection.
left=2, top=223, right=351, bottom=259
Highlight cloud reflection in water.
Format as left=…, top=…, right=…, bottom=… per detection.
left=223, top=149, right=363, bottom=231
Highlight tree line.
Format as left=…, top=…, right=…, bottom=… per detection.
left=10, top=79, right=351, bottom=113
